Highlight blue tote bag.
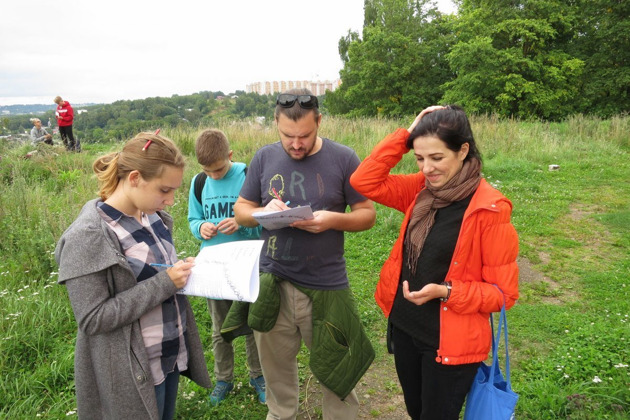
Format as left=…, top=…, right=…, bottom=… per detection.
left=463, top=302, right=518, bottom=420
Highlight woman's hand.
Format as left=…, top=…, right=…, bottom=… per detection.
left=407, top=105, right=446, bottom=133
left=166, top=258, right=195, bottom=289
left=402, top=280, right=447, bottom=305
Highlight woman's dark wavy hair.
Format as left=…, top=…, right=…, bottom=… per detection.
left=406, top=105, right=481, bottom=162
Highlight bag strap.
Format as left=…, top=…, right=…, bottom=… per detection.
left=489, top=293, right=513, bottom=387
left=194, top=172, right=207, bottom=205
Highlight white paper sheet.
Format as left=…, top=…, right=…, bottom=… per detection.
left=252, top=205, right=314, bottom=230
left=178, top=240, right=264, bottom=302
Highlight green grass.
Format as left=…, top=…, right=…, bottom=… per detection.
left=0, top=114, right=629, bottom=418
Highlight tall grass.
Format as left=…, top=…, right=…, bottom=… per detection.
left=0, top=114, right=628, bottom=419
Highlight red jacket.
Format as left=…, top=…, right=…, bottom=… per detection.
left=56, top=101, right=74, bottom=127
left=350, top=128, right=519, bottom=365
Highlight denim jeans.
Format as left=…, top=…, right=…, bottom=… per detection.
left=155, top=367, right=180, bottom=420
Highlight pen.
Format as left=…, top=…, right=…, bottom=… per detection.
left=143, top=129, right=161, bottom=151
left=271, top=188, right=282, bottom=201
left=149, top=263, right=173, bottom=268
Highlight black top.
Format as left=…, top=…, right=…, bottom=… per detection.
left=389, top=195, right=472, bottom=349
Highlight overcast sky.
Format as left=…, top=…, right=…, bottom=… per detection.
left=0, top=0, right=455, bottom=106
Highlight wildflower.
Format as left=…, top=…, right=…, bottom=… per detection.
left=565, top=329, right=569, bottom=333
left=563, top=374, right=569, bottom=378
left=614, top=363, right=628, bottom=368
left=66, top=410, right=77, bottom=416
left=592, top=376, right=602, bottom=383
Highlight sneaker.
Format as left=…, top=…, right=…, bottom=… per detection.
left=209, top=380, right=234, bottom=406
left=249, top=375, right=266, bottom=404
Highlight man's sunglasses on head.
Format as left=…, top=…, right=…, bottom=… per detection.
left=276, top=94, right=319, bottom=109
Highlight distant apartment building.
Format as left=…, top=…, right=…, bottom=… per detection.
left=246, top=79, right=342, bottom=96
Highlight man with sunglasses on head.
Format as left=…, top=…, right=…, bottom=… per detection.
left=233, top=88, right=376, bottom=420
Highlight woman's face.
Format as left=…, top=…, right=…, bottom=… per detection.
left=412, top=135, right=469, bottom=188
left=131, top=165, right=184, bottom=215
left=33, top=120, right=42, bottom=128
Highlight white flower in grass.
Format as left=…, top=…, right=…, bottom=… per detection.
left=614, top=363, right=628, bottom=368
left=563, top=374, right=569, bottom=378
left=592, top=376, right=602, bottom=383
left=66, top=410, right=76, bottom=416
left=564, top=329, right=569, bottom=333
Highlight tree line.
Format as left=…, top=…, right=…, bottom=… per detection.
left=328, top=0, right=629, bottom=120
left=1, top=91, right=278, bottom=141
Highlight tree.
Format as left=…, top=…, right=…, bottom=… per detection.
left=567, top=0, right=630, bottom=117
left=442, top=0, right=584, bottom=120
left=327, top=0, right=454, bottom=117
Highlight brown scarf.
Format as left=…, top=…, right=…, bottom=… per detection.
left=404, top=158, right=481, bottom=275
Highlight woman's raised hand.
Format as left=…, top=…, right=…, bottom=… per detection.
left=407, top=105, right=446, bottom=133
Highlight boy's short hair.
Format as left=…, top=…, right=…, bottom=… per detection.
left=195, top=129, right=230, bottom=165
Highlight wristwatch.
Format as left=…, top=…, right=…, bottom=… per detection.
left=440, top=281, right=452, bottom=302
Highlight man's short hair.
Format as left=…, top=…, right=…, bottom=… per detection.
left=195, top=129, right=230, bottom=165
left=54, top=96, right=62, bottom=104
left=274, top=88, right=320, bottom=122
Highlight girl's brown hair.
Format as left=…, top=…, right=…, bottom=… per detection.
left=93, top=132, right=185, bottom=200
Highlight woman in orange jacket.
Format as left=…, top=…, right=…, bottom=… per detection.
left=350, top=105, right=519, bottom=420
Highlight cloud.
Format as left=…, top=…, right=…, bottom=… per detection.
left=1, top=0, right=455, bottom=105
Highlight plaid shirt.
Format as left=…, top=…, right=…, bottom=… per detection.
left=97, top=202, right=188, bottom=385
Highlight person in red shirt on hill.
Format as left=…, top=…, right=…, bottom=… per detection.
left=54, top=96, right=78, bottom=151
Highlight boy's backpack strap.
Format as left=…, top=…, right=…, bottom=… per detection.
left=194, top=172, right=207, bottom=205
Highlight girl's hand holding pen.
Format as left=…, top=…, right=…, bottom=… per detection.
left=166, top=258, right=195, bottom=289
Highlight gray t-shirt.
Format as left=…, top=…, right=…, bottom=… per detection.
left=240, top=138, right=366, bottom=290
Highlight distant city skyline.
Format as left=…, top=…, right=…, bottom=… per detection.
left=246, top=79, right=341, bottom=96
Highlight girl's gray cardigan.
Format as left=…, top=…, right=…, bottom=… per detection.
left=55, top=199, right=211, bottom=420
